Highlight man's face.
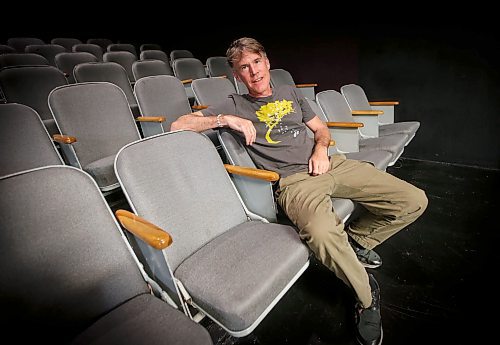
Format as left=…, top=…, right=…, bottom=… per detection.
left=232, top=50, right=271, bottom=98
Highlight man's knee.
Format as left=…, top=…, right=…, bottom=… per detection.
left=406, top=186, right=428, bottom=216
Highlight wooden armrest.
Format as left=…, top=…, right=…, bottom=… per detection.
left=325, top=121, right=364, bottom=128
left=329, top=140, right=336, bottom=147
left=224, top=164, right=280, bottom=182
left=192, top=105, right=208, bottom=110
left=181, top=79, right=193, bottom=84
left=136, top=116, right=166, bottom=123
left=352, top=110, right=383, bottom=115
left=53, top=134, right=77, bottom=144
left=115, top=210, right=172, bottom=250
left=369, top=101, right=399, bottom=106
left=295, top=83, right=318, bottom=88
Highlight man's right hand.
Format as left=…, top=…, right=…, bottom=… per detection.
left=223, top=115, right=257, bottom=146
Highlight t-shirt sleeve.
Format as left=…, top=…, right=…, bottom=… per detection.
left=200, top=97, right=237, bottom=117
left=294, top=88, right=316, bottom=123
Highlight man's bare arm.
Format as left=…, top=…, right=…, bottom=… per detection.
left=305, top=116, right=331, bottom=175
left=171, top=112, right=257, bottom=146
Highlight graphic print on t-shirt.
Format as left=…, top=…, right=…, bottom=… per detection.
left=256, top=99, right=294, bottom=144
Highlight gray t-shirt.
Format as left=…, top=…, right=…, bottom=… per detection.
left=201, top=85, right=316, bottom=178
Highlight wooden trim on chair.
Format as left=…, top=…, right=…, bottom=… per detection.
left=352, top=110, right=383, bottom=115
left=181, top=79, right=193, bottom=84
left=53, top=134, right=77, bottom=144
left=224, top=164, right=280, bottom=182
left=115, top=210, right=173, bottom=250
left=136, top=116, right=166, bottom=123
left=295, top=83, right=318, bottom=88
left=369, top=101, right=399, bottom=106
left=192, top=105, right=208, bottom=110
left=325, top=122, right=364, bottom=128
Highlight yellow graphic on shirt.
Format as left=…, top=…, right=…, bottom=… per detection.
left=256, top=100, right=294, bottom=144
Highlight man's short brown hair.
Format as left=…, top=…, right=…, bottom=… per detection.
left=226, top=37, right=267, bottom=68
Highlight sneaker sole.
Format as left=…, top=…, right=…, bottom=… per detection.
left=359, top=261, right=382, bottom=269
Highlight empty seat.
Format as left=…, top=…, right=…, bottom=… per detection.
left=51, top=37, right=82, bottom=52
left=115, top=130, right=310, bottom=337
left=140, top=49, right=170, bottom=64
left=86, top=38, right=113, bottom=52
left=132, top=59, right=173, bottom=81
left=170, top=49, right=194, bottom=61
left=73, top=61, right=140, bottom=117
left=206, top=56, right=232, bottom=78
left=341, top=83, right=420, bottom=145
left=172, top=57, right=207, bottom=106
left=73, top=43, right=104, bottom=61
left=107, top=43, right=137, bottom=58
left=48, top=82, right=142, bottom=192
left=0, top=53, right=49, bottom=68
left=54, top=52, right=98, bottom=83
left=0, top=65, right=67, bottom=136
left=140, top=43, right=162, bottom=51
left=0, top=44, right=16, bottom=54
left=0, top=103, right=63, bottom=176
left=270, top=68, right=317, bottom=101
left=316, top=89, right=408, bottom=166
left=25, top=44, right=66, bottom=66
left=7, top=37, right=45, bottom=53
left=0, top=165, right=214, bottom=344
left=103, top=50, right=137, bottom=83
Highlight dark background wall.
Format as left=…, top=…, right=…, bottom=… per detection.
left=3, top=19, right=499, bottom=169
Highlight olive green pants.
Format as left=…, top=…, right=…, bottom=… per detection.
left=277, top=155, right=428, bottom=307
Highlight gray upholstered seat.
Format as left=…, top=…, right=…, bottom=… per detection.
left=134, top=75, right=218, bottom=145
left=0, top=53, right=49, bottom=68
left=73, top=61, right=140, bottom=117
left=72, top=43, right=104, bottom=61
left=172, top=57, right=207, bottom=106
left=54, top=52, right=98, bottom=83
left=48, top=82, right=142, bottom=192
left=115, top=131, right=310, bottom=337
left=205, top=56, right=234, bottom=85
left=0, top=65, right=67, bottom=136
left=170, top=49, right=194, bottom=61
left=107, top=43, right=138, bottom=58
left=270, top=68, right=317, bottom=100
left=0, top=103, right=63, bottom=176
left=341, top=83, right=420, bottom=145
left=86, top=38, right=113, bottom=52
left=132, top=59, right=173, bottom=81
left=6, top=37, right=45, bottom=53
left=0, top=44, right=16, bottom=54
left=0, top=165, right=213, bottom=345
left=103, top=51, right=137, bottom=83
left=25, top=44, right=66, bottom=67
left=51, top=37, right=82, bottom=52
left=139, top=43, right=162, bottom=52
left=316, top=90, right=408, bottom=166
left=140, top=49, right=170, bottom=64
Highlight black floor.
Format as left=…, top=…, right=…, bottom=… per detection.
left=197, top=158, right=499, bottom=345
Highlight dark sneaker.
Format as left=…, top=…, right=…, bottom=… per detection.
left=350, top=240, right=383, bottom=268
left=355, top=273, right=383, bottom=345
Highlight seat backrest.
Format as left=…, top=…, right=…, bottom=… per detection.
left=140, top=43, right=162, bottom=52
left=7, top=37, right=45, bottom=53
left=316, top=89, right=357, bottom=123
left=115, top=131, right=248, bottom=271
left=235, top=77, right=249, bottom=94
left=86, top=38, right=113, bottom=52
left=0, top=65, right=67, bottom=124
left=51, top=37, right=82, bottom=52
left=72, top=43, right=103, bottom=61
left=140, top=49, right=170, bottom=64
left=133, top=75, right=191, bottom=131
left=0, top=53, right=49, bottom=68
left=170, top=49, right=194, bottom=61
left=73, top=62, right=137, bottom=111
left=206, top=56, right=233, bottom=79
left=270, top=68, right=296, bottom=88
left=0, top=165, right=150, bottom=342
left=172, top=57, right=207, bottom=81
left=25, top=44, right=66, bottom=66
left=0, top=44, right=16, bottom=54
left=132, top=59, right=173, bottom=81
left=48, top=82, right=140, bottom=175
left=191, top=76, right=236, bottom=106
left=54, top=52, right=98, bottom=83
left=340, top=83, right=372, bottom=110
left=103, top=51, right=137, bottom=82
left=0, top=103, right=63, bottom=176
left=107, top=43, right=138, bottom=58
